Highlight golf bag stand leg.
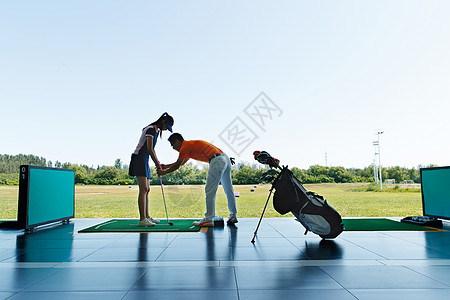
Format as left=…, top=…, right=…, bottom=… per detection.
left=251, top=187, right=274, bottom=243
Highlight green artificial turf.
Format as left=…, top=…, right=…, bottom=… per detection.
left=342, top=218, right=440, bottom=231
left=78, top=219, right=201, bottom=233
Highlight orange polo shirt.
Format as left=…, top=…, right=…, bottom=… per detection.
left=178, top=140, right=223, bottom=163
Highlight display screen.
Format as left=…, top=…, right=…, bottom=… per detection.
left=421, top=166, right=450, bottom=220
left=18, top=165, right=75, bottom=229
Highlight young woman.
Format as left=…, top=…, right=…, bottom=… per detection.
left=129, top=112, right=174, bottom=227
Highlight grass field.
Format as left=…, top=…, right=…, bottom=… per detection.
left=0, top=184, right=422, bottom=219
left=0, top=183, right=423, bottom=220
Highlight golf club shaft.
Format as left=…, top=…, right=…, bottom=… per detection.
left=159, top=175, right=171, bottom=224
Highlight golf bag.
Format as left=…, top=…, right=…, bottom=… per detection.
left=252, top=151, right=344, bottom=241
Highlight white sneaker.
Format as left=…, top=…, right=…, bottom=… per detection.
left=192, top=218, right=214, bottom=227
left=138, top=219, right=156, bottom=227
left=147, top=217, right=160, bottom=224
left=227, top=215, right=238, bottom=225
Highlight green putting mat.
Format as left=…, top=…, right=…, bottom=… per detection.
left=342, top=218, right=441, bottom=231
left=78, top=219, right=201, bottom=233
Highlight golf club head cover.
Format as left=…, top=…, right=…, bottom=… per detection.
left=253, top=151, right=280, bottom=168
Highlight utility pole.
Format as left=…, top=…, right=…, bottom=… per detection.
left=325, top=151, right=328, bottom=167
left=372, top=142, right=378, bottom=183
left=375, top=130, right=384, bottom=189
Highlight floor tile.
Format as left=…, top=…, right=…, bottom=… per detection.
left=15, top=239, right=83, bottom=249
left=232, top=245, right=308, bottom=261
left=221, top=260, right=301, bottom=267
left=349, top=289, right=450, bottom=300
left=0, top=292, right=15, bottom=300
left=239, top=289, right=356, bottom=300
left=24, top=267, right=148, bottom=291
left=398, top=234, right=450, bottom=254
left=131, top=266, right=236, bottom=290
left=4, top=248, right=98, bottom=263
left=7, top=291, right=127, bottom=300
left=168, top=237, right=231, bottom=248
left=172, top=231, right=228, bottom=239
left=80, top=247, right=166, bottom=262
left=344, top=236, right=424, bottom=248
left=104, top=236, right=173, bottom=248
left=123, top=290, right=238, bottom=299
left=406, top=265, right=450, bottom=285
left=0, top=249, right=25, bottom=262
left=0, top=240, right=19, bottom=248
left=296, top=240, right=386, bottom=260
left=230, top=237, right=294, bottom=248
left=119, top=232, right=179, bottom=240
left=321, top=265, right=449, bottom=289
left=235, top=266, right=342, bottom=290
left=73, top=233, right=127, bottom=240
left=56, top=262, right=141, bottom=268
left=287, top=236, right=355, bottom=247
left=0, top=262, right=60, bottom=269
left=0, top=268, right=60, bottom=292
left=365, top=246, right=450, bottom=260
left=156, top=246, right=233, bottom=261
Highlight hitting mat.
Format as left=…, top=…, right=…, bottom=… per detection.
left=342, top=218, right=441, bottom=231
left=78, top=219, right=201, bottom=233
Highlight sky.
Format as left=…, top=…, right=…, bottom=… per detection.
left=1, top=0, right=450, bottom=170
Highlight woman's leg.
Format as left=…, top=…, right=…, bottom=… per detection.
left=145, top=178, right=150, bottom=219
left=137, top=176, right=150, bottom=221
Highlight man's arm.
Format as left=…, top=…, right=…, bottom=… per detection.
left=157, top=157, right=188, bottom=176
left=161, top=159, right=188, bottom=170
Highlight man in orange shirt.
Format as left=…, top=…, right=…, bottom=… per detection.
left=157, top=133, right=238, bottom=227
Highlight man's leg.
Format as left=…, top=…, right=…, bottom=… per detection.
left=203, top=158, right=225, bottom=219
left=220, top=155, right=237, bottom=217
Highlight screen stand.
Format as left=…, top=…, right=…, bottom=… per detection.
left=401, top=216, right=443, bottom=228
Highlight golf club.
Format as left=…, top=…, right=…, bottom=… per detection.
left=158, top=175, right=174, bottom=226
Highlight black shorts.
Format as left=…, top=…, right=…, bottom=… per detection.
left=128, top=153, right=151, bottom=178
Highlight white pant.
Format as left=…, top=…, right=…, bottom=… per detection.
left=204, top=153, right=237, bottom=219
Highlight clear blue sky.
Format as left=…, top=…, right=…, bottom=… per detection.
left=1, top=0, right=450, bottom=169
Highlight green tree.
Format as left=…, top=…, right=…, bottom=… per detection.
left=408, top=168, right=420, bottom=183
left=386, top=166, right=409, bottom=183
left=306, top=165, right=333, bottom=183
left=308, top=165, right=329, bottom=177
left=291, top=167, right=308, bottom=182
left=73, top=165, right=88, bottom=184
left=114, top=159, right=123, bottom=169
left=233, top=166, right=264, bottom=184
left=328, top=166, right=354, bottom=183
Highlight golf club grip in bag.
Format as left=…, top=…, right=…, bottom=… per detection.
left=273, top=167, right=344, bottom=239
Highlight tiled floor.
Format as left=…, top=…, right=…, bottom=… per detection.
left=1, top=218, right=450, bottom=299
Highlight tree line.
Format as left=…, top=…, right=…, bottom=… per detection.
left=0, top=154, right=434, bottom=186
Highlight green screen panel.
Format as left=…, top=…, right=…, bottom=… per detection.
left=421, top=167, right=450, bottom=220
left=27, top=167, right=75, bottom=226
